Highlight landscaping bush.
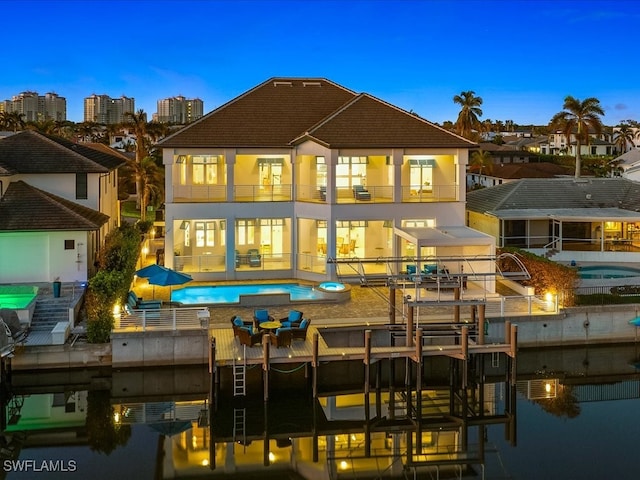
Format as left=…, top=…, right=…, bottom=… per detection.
left=85, top=224, right=143, bottom=343
left=497, top=247, right=579, bottom=306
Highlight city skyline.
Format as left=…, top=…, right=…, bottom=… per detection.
left=3, top=0, right=640, bottom=125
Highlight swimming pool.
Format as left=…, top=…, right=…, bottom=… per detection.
left=578, top=265, right=640, bottom=279
left=171, top=283, right=350, bottom=306
left=0, top=285, right=39, bottom=325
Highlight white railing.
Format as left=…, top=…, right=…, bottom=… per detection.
left=115, top=307, right=210, bottom=332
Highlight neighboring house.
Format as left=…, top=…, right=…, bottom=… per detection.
left=541, top=131, right=614, bottom=156
left=0, top=130, right=126, bottom=283
left=610, top=149, right=640, bottom=181
left=158, top=77, right=496, bottom=288
left=467, top=162, right=574, bottom=189
left=466, top=177, right=640, bottom=264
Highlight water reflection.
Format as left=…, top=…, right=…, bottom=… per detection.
left=2, top=344, right=640, bottom=478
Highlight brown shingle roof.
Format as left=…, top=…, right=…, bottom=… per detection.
left=159, top=77, right=476, bottom=149
left=0, top=181, right=109, bottom=231
left=468, top=162, right=573, bottom=179
left=294, top=94, right=474, bottom=148
left=0, top=130, right=125, bottom=174
left=160, top=78, right=357, bottom=148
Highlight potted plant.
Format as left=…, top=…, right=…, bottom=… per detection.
left=53, top=277, right=62, bottom=298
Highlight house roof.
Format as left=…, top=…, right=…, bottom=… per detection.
left=612, top=149, right=640, bottom=168
left=0, top=130, right=126, bottom=175
left=0, top=181, right=109, bottom=231
left=466, top=177, right=640, bottom=221
left=468, top=162, right=573, bottom=179
left=160, top=77, right=476, bottom=149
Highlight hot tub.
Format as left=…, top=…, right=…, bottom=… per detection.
left=316, top=282, right=351, bottom=302
left=0, top=285, right=39, bottom=326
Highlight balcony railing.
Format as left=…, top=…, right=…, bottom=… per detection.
left=173, top=184, right=226, bottom=202
left=401, top=184, right=458, bottom=202
left=175, top=252, right=293, bottom=273
left=234, top=184, right=292, bottom=202
left=116, top=306, right=209, bottom=332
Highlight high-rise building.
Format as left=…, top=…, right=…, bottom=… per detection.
left=0, top=91, right=67, bottom=122
left=84, top=94, right=135, bottom=124
left=156, top=95, right=203, bottom=124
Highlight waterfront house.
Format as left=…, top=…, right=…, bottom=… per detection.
left=466, top=177, right=640, bottom=263
left=158, top=77, right=496, bottom=288
left=0, top=130, right=126, bottom=283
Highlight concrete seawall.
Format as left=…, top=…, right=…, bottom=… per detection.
left=11, top=304, right=640, bottom=370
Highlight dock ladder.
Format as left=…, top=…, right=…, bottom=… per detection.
left=233, top=408, right=247, bottom=448
left=233, top=346, right=247, bottom=397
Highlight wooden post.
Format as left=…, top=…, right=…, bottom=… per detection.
left=312, top=332, right=319, bottom=398
left=389, top=286, right=396, bottom=324
left=478, top=303, right=486, bottom=345
left=209, top=338, right=216, bottom=402
left=263, top=334, right=270, bottom=402
left=415, top=328, right=423, bottom=397
left=505, top=320, right=512, bottom=345
left=454, top=287, right=460, bottom=323
left=461, top=326, right=468, bottom=388
left=364, top=330, right=371, bottom=395
left=407, top=304, right=414, bottom=347
left=510, top=324, right=518, bottom=386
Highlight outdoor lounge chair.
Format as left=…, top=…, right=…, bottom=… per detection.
left=269, top=327, right=293, bottom=348
left=127, top=291, right=162, bottom=310
left=291, top=318, right=310, bottom=340
left=254, top=309, right=274, bottom=329
left=231, top=315, right=253, bottom=337
left=236, top=326, right=263, bottom=347
left=318, top=186, right=327, bottom=201
left=279, top=309, right=303, bottom=328
left=247, top=248, right=261, bottom=267
left=353, top=184, right=371, bottom=201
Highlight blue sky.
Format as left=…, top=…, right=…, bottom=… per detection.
left=4, top=0, right=640, bottom=125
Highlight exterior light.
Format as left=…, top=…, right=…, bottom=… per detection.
left=269, top=452, right=275, bottom=463
left=340, top=461, right=349, bottom=470
left=201, top=459, right=209, bottom=466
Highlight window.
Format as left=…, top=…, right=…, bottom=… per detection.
left=76, top=173, right=88, bottom=199
left=220, top=221, right=226, bottom=246
left=408, top=158, right=434, bottom=189
left=237, top=219, right=255, bottom=245
left=192, top=155, right=218, bottom=185
left=64, top=240, right=75, bottom=250
left=337, top=156, right=367, bottom=188
left=316, top=157, right=327, bottom=187
left=195, top=221, right=215, bottom=247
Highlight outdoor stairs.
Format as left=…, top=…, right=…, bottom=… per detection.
left=30, top=284, right=84, bottom=332
left=544, top=248, right=559, bottom=259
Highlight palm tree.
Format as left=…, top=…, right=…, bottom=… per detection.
left=139, top=157, right=164, bottom=222
left=453, top=91, right=483, bottom=139
left=614, top=123, right=636, bottom=154
left=550, top=96, right=604, bottom=179
left=124, top=109, right=149, bottom=210
left=470, top=149, right=494, bottom=177
left=0, top=111, right=25, bottom=132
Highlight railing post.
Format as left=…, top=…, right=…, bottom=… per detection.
left=142, top=310, right=146, bottom=332
left=173, top=308, right=177, bottom=330
left=528, top=295, right=532, bottom=315
left=500, top=297, right=506, bottom=317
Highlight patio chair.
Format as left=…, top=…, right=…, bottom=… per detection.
left=247, top=248, right=261, bottom=267
left=352, top=184, right=371, bottom=201
left=236, top=326, right=263, bottom=347
left=318, top=186, right=327, bottom=201
left=291, top=318, right=311, bottom=341
left=279, top=309, right=303, bottom=328
left=127, top=291, right=162, bottom=310
left=231, top=315, right=253, bottom=337
left=254, top=309, right=274, bottom=329
left=235, top=250, right=241, bottom=268
left=269, top=327, right=293, bottom=348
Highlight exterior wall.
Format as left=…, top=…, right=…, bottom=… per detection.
left=0, top=231, right=90, bottom=283
left=467, top=211, right=500, bottom=243
left=15, top=172, right=102, bottom=211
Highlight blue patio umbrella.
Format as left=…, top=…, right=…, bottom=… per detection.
left=147, top=268, right=193, bottom=302
left=148, top=420, right=193, bottom=437
left=135, top=264, right=170, bottom=299
left=135, top=264, right=169, bottom=278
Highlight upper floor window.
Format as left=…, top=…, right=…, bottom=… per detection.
left=195, top=221, right=216, bottom=247
left=177, top=155, right=219, bottom=185
left=337, top=156, right=367, bottom=188
left=76, top=173, right=88, bottom=199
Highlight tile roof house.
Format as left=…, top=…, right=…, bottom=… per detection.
left=466, top=177, right=640, bottom=263
left=158, top=77, right=497, bottom=291
left=0, top=130, right=126, bottom=283
left=467, top=162, right=574, bottom=189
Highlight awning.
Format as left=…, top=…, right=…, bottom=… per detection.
left=408, top=159, right=435, bottom=166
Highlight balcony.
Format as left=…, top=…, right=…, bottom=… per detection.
left=402, top=184, right=458, bottom=202
left=233, top=184, right=293, bottom=202
left=173, top=184, right=226, bottom=203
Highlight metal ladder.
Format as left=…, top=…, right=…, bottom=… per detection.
left=233, top=346, right=247, bottom=397
left=233, top=408, right=246, bottom=446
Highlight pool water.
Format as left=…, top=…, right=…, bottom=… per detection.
left=579, top=265, right=640, bottom=279
left=0, top=293, right=37, bottom=309
left=171, top=283, right=325, bottom=305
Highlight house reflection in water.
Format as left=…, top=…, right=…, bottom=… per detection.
left=112, top=357, right=518, bottom=479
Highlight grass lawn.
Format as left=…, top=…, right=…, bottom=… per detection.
left=121, top=200, right=141, bottom=219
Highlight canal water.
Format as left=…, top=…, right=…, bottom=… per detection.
left=3, top=343, right=640, bottom=479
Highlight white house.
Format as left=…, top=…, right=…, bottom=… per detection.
left=0, top=130, right=126, bottom=283
left=158, top=77, right=496, bottom=290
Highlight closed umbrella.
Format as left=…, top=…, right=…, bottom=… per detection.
left=147, top=268, right=193, bottom=303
